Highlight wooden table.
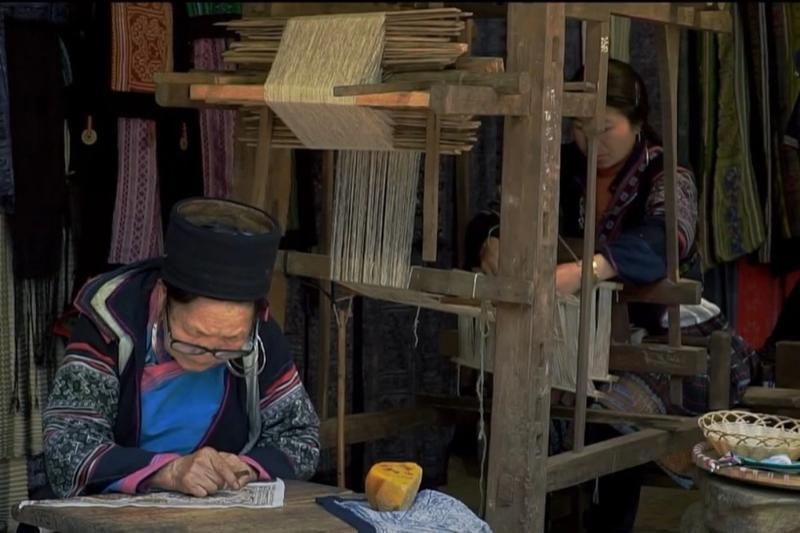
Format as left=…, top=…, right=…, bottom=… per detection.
left=12, top=481, right=357, bottom=533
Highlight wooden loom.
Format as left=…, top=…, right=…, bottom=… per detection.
left=155, top=3, right=735, bottom=531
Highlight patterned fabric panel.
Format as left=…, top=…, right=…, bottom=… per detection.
left=110, top=2, right=173, bottom=93
left=254, top=374, right=321, bottom=480
left=192, top=38, right=235, bottom=199
left=108, top=117, right=164, bottom=264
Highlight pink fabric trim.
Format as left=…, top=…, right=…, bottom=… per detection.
left=118, top=453, right=180, bottom=494
left=240, top=455, right=271, bottom=481
left=141, top=360, right=185, bottom=392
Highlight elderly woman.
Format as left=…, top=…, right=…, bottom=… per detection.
left=466, top=60, right=758, bottom=532
left=42, top=198, right=320, bottom=498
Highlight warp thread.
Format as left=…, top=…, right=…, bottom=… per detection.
left=263, top=13, right=394, bottom=151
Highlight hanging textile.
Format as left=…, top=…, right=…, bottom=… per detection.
left=5, top=16, right=67, bottom=279
left=710, top=4, right=765, bottom=263
left=108, top=118, right=164, bottom=264
left=186, top=3, right=241, bottom=17
left=770, top=4, right=800, bottom=274
left=192, top=38, right=235, bottom=199
left=0, top=3, right=68, bottom=214
left=110, top=2, right=174, bottom=93
left=609, top=15, right=631, bottom=62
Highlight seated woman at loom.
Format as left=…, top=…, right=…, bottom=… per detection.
left=465, top=59, right=759, bottom=531
left=40, top=198, right=320, bottom=499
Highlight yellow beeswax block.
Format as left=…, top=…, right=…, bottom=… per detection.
left=365, top=462, right=423, bottom=512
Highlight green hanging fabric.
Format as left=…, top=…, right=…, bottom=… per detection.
left=778, top=3, right=800, bottom=241
left=711, top=4, right=766, bottom=263
left=186, top=3, right=241, bottom=18
left=609, top=15, right=630, bottom=62
left=697, top=31, right=719, bottom=271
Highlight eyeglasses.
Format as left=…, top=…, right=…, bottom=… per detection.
left=163, top=304, right=257, bottom=361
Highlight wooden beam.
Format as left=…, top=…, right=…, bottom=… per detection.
left=546, top=425, right=701, bottom=492
left=609, top=342, right=707, bottom=376
left=190, top=82, right=593, bottom=118
left=273, top=251, right=535, bottom=305
left=454, top=56, right=505, bottom=73
left=408, top=266, right=533, bottom=303
left=564, top=81, right=596, bottom=92
left=563, top=3, right=732, bottom=33
left=155, top=70, right=263, bottom=108
left=417, top=393, right=697, bottom=432
left=423, top=110, right=441, bottom=262
left=741, top=387, right=800, bottom=409
left=485, top=4, right=564, bottom=531
left=318, top=407, right=443, bottom=449
left=359, top=72, right=530, bottom=95
left=619, top=278, right=702, bottom=305
left=428, top=84, right=526, bottom=115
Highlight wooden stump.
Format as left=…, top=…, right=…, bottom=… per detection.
left=696, top=469, right=800, bottom=533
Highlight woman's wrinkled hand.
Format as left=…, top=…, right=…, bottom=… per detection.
left=219, top=451, right=258, bottom=486
left=150, top=446, right=244, bottom=497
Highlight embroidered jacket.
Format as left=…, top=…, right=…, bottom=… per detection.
left=465, top=140, right=701, bottom=331
left=43, top=259, right=320, bottom=498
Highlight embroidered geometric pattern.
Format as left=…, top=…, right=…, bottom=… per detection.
left=108, top=118, right=164, bottom=264
left=258, top=382, right=320, bottom=480
left=110, top=2, right=173, bottom=94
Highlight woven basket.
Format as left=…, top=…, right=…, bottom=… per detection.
left=698, top=410, right=800, bottom=461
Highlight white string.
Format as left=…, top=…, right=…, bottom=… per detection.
left=471, top=272, right=479, bottom=300
left=331, top=151, right=421, bottom=288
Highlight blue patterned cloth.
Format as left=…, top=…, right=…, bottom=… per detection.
left=316, top=490, right=492, bottom=533
left=0, top=2, right=68, bottom=213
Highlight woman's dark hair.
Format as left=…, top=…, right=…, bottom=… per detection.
left=165, top=281, right=268, bottom=315
left=570, top=58, right=661, bottom=144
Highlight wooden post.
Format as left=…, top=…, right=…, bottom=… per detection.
left=656, top=23, right=684, bottom=406
left=455, top=153, right=471, bottom=269
left=423, top=110, right=441, bottom=262
left=485, top=4, right=564, bottom=532
left=254, top=109, right=293, bottom=328
left=708, top=331, right=732, bottom=411
left=454, top=15, right=474, bottom=269
left=334, top=299, right=353, bottom=488
left=573, top=17, right=610, bottom=452
left=317, top=151, right=335, bottom=418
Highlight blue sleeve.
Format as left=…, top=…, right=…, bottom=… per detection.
left=603, top=216, right=668, bottom=285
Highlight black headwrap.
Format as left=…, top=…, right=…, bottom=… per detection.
left=161, top=198, right=282, bottom=302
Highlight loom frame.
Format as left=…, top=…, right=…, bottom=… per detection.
left=154, top=3, right=735, bottom=532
